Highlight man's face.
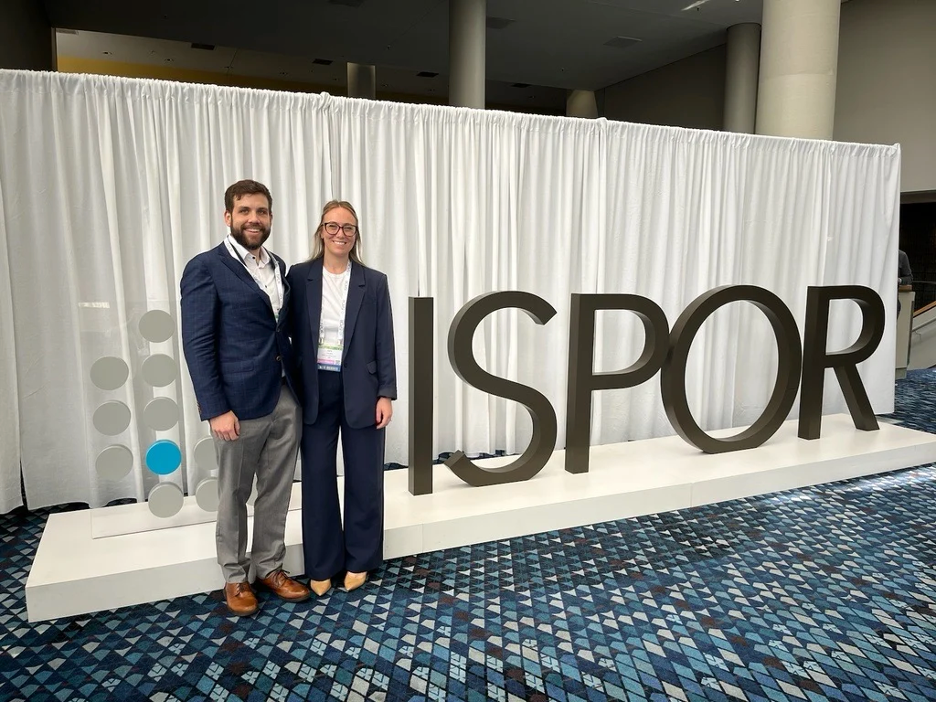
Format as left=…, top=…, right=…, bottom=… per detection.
left=224, top=193, right=272, bottom=251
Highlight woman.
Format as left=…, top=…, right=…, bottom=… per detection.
left=286, top=200, right=397, bottom=595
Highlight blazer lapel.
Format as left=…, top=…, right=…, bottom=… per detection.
left=306, top=259, right=323, bottom=360
left=343, top=263, right=366, bottom=351
left=215, top=243, right=274, bottom=314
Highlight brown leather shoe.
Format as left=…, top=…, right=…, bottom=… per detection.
left=258, top=569, right=311, bottom=602
left=223, top=581, right=259, bottom=617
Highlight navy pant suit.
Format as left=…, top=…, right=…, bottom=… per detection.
left=285, top=257, right=397, bottom=579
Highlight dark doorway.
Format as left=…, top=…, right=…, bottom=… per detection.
left=899, top=197, right=936, bottom=312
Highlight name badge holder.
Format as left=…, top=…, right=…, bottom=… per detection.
left=317, top=263, right=351, bottom=372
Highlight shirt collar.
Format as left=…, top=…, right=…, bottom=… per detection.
left=226, top=234, right=271, bottom=267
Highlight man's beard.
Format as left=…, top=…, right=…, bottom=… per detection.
left=230, top=222, right=271, bottom=252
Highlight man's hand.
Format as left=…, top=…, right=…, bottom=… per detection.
left=375, top=397, right=393, bottom=429
left=210, top=411, right=240, bottom=441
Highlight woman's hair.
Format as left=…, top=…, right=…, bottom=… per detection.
left=310, top=200, right=364, bottom=265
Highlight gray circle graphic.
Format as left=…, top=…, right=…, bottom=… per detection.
left=95, top=445, right=133, bottom=481
left=195, top=478, right=220, bottom=512
left=143, top=397, right=179, bottom=431
left=193, top=437, right=217, bottom=472
left=139, top=310, right=175, bottom=343
left=142, top=354, right=178, bottom=387
left=92, top=401, right=131, bottom=436
left=90, top=357, right=129, bottom=391
left=148, top=482, right=184, bottom=518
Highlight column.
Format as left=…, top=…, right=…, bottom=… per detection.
left=566, top=90, right=598, bottom=119
left=755, top=0, right=841, bottom=139
left=0, top=0, right=56, bottom=70
left=347, top=62, right=376, bottom=100
left=449, top=0, right=486, bottom=109
left=723, top=23, right=760, bottom=133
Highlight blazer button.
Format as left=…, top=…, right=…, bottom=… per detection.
left=275, top=355, right=282, bottom=362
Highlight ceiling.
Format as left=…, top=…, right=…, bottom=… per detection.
left=47, top=0, right=768, bottom=109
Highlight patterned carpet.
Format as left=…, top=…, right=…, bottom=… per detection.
left=2, top=374, right=935, bottom=701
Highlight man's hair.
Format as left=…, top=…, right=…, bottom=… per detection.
left=224, top=179, right=273, bottom=213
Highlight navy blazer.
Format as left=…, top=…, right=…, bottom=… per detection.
left=180, top=242, right=298, bottom=422
left=286, top=258, right=397, bottom=429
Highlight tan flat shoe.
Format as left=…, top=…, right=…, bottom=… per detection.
left=309, top=578, right=332, bottom=596
left=344, top=571, right=367, bottom=592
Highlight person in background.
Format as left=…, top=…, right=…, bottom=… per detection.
left=898, top=249, right=912, bottom=315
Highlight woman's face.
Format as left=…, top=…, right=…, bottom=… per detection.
left=320, top=207, right=358, bottom=259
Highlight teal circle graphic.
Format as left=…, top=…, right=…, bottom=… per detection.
left=145, top=440, right=182, bottom=475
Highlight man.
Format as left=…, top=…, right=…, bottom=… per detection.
left=898, top=249, right=912, bottom=315
left=181, top=179, right=310, bottom=616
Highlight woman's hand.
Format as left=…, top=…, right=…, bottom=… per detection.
left=376, top=397, right=393, bottom=429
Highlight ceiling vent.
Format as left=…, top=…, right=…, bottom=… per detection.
left=512, top=83, right=530, bottom=88
left=191, top=43, right=215, bottom=51
left=417, top=71, right=439, bottom=78
left=312, top=58, right=333, bottom=66
left=329, top=0, right=365, bottom=6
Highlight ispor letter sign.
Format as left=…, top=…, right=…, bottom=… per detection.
left=406, top=285, right=885, bottom=496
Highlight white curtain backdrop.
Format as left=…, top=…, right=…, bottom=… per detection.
left=0, top=70, right=901, bottom=512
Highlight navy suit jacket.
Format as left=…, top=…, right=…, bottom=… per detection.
left=286, top=258, right=397, bottom=429
left=180, top=242, right=298, bottom=422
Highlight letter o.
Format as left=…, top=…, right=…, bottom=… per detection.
left=661, top=285, right=802, bottom=453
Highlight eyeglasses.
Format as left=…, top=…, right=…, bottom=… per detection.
left=323, top=222, right=358, bottom=237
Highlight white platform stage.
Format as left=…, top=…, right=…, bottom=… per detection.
left=25, top=414, right=936, bottom=622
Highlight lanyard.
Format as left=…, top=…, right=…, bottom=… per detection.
left=224, top=238, right=284, bottom=313
left=319, top=261, right=352, bottom=346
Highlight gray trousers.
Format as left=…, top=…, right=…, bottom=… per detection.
left=214, top=382, right=301, bottom=583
